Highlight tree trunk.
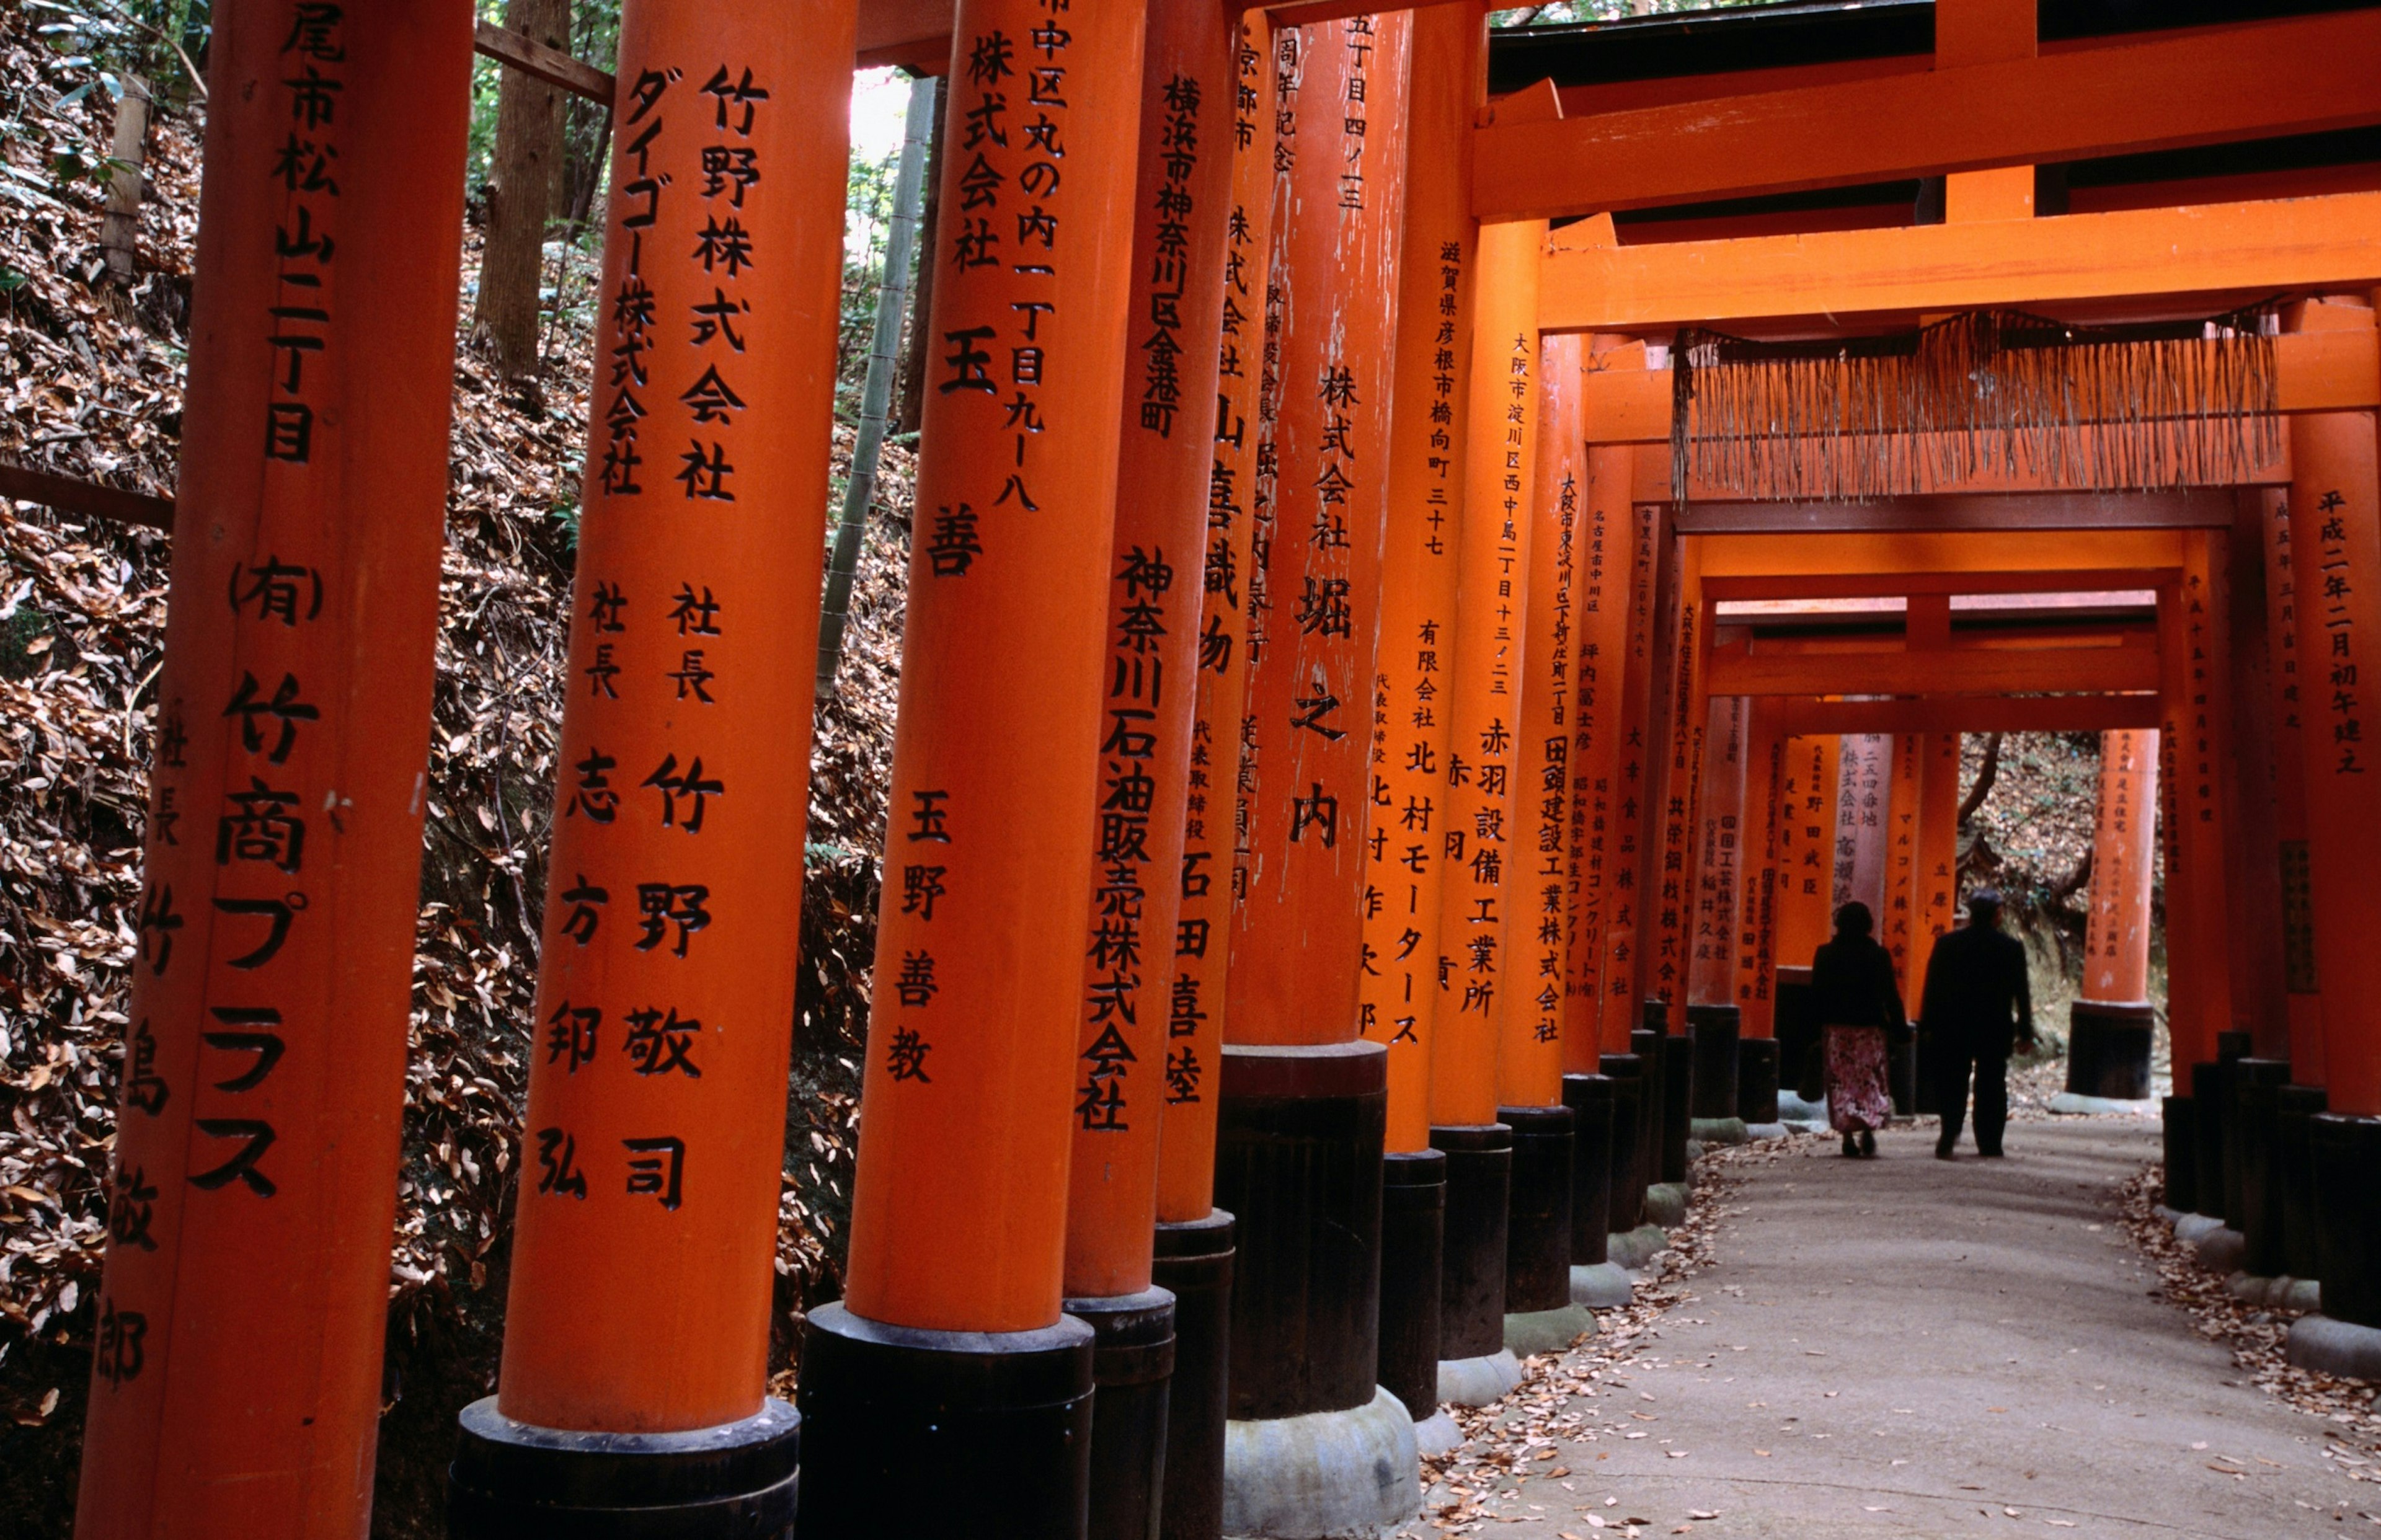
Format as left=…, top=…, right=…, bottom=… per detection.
left=893, top=84, right=947, bottom=436
left=99, top=73, right=151, bottom=290
left=473, top=0, right=569, bottom=377
left=1958, top=730, right=2003, bottom=828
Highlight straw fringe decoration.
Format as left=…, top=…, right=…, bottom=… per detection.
left=1669, top=306, right=2281, bottom=506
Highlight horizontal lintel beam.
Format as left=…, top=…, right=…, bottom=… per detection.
left=1702, top=566, right=2172, bottom=601
left=1674, top=489, right=2240, bottom=534
left=1695, top=528, right=2186, bottom=581
left=1473, top=9, right=2381, bottom=221
left=1542, top=192, right=2381, bottom=335
left=1708, top=644, right=2160, bottom=698
left=1767, top=693, right=2165, bottom=736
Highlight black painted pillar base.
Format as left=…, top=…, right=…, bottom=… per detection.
left=2234, top=1060, right=2290, bottom=1280
left=1685, top=1006, right=1740, bottom=1121
left=793, top=1304, right=1093, bottom=1540
left=1501, top=1105, right=1574, bottom=1314
left=1215, top=1042, right=1386, bottom=1422
left=1153, top=1212, right=1233, bottom=1540
left=2065, top=1001, right=2157, bottom=1100
left=2314, top=1114, right=2381, bottom=1329
left=2216, top=1031, right=2255, bottom=1231
left=1629, top=1029, right=1664, bottom=1215
left=1063, top=1288, right=1176, bottom=1540
left=1659, top=1034, right=1695, bottom=1185
left=450, top=1398, right=800, bottom=1540
left=1771, top=966, right=1814, bottom=1100
left=1597, top=1056, right=1645, bottom=1235
left=2162, top=1094, right=2199, bottom=1215
left=1430, top=1123, right=1512, bottom=1362
left=1378, top=1150, right=1446, bottom=1425
left=1736, top=1038, right=1779, bottom=1125
left=1887, top=1035, right=1917, bottom=1117
left=2279, top=1085, right=2329, bottom=1283
left=1562, top=1075, right=1614, bottom=1265
left=1913, top=1024, right=1941, bottom=1117
left=2189, top=1061, right=2227, bottom=1223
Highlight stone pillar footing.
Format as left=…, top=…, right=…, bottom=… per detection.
left=2288, top=1315, right=2381, bottom=1379
left=448, top=1397, right=800, bottom=1540
left=1378, top=1151, right=1447, bottom=1441
left=1437, top=1349, right=1523, bottom=1407
left=1223, top=1387, right=1420, bottom=1539
left=1431, top=1123, right=1514, bottom=1363
left=1606, top=1225, right=1669, bottom=1273
left=1154, top=1211, right=1234, bottom=1540
left=1504, top=1304, right=1595, bottom=1358
left=1063, top=1288, right=1177, bottom=1540
left=1570, top=1261, right=1635, bottom=1309
left=793, top=1304, right=1092, bottom=1539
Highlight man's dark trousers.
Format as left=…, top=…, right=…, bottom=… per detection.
left=1935, top=1029, right=2010, bottom=1155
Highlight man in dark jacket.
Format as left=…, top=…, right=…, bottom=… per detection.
left=1919, top=888, right=2035, bottom=1159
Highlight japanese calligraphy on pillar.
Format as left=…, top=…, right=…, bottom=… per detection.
left=1226, top=13, right=1411, bottom=1048
left=2260, top=490, right=2320, bottom=1002
left=1884, top=732, right=1921, bottom=988
left=82, top=1, right=476, bottom=1526
left=502, top=0, right=856, bottom=1430
left=1509, top=332, right=1578, bottom=1070
left=1649, top=552, right=1704, bottom=1007
left=1595, top=500, right=1659, bottom=1039
left=1687, top=693, right=1743, bottom=1005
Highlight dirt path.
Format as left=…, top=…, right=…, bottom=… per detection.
left=1407, top=1118, right=2364, bottom=1538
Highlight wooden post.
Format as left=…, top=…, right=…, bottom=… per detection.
left=1429, top=213, right=1542, bottom=1383
left=1835, top=733, right=1893, bottom=920
left=2259, top=487, right=2325, bottom=1081
left=1644, top=537, right=1706, bottom=1014
left=2225, top=489, right=2292, bottom=1058
left=74, top=7, right=476, bottom=1537
left=454, top=2, right=856, bottom=1529
left=1738, top=714, right=1785, bottom=1038
left=796, top=1, right=1150, bottom=1530
left=1776, top=737, right=1843, bottom=967
left=2083, top=731, right=2159, bottom=1006
left=2160, top=530, right=2239, bottom=1079
left=1215, top=20, right=1419, bottom=1511
left=1364, top=0, right=1484, bottom=1448
left=1686, top=693, right=1747, bottom=1009
left=1883, top=731, right=1924, bottom=994
left=99, top=72, right=151, bottom=289
left=1153, top=24, right=1275, bottom=1533
left=1910, top=733, right=1962, bottom=1009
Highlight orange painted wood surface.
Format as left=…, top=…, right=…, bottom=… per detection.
left=2257, top=487, right=2326, bottom=1082
left=1226, top=14, right=1412, bottom=1047
left=1062, top=0, right=1239, bottom=1302
left=1685, top=694, right=1747, bottom=1009
left=1474, top=11, right=2381, bottom=220
left=1736, top=716, right=1785, bottom=1037
left=74, top=5, right=477, bottom=1533
left=1882, top=733, right=1924, bottom=992
left=1773, top=737, right=1842, bottom=981
left=1909, top=732, right=1963, bottom=1010
left=1542, top=193, right=2381, bottom=334
left=1772, top=694, right=2163, bottom=737
left=1502, top=329, right=1581, bottom=1108
left=841, top=0, right=1146, bottom=1336
left=1645, top=538, right=1708, bottom=1010
left=1705, top=643, right=2162, bottom=699
left=2082, top=729, right=2159, bottom=1004
left=2158, top=535, right=2239, bottom=1075
left=1430, top=215, right=1543, bottom=1123
left=2285, top=301, right=2381, bottom=1112
left=1161, top=20, right=1277, bottom=1226
left=1362, top=0, right=1482, bottom=1154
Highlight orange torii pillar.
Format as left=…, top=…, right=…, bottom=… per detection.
left=1683, top=692, right=1747, bottom=1125
left=2164, top=529, right=2246, bottom=1236
left=1773, top=735, right=1842, bottom=1110
left=1880, top=729, right=1923, bottom=1110
left=1564, top=388, right=1657, bottom=1260
left=1154, top=20, right=1276, bottom=1538
left=74, top=9, right=474, bottom=1536
left=2256, top=485, right=2331, bottom=1286
left=2060, top=729, right=2162, bottom=1110
left=1731, top=709, right=1786, bottom=1126
left=1834, top=733, right=1893, bottom=920
left=1910, top=732, right=1961, bottom=1115
left=452, top=6, right=854, bottom=1532
left=1057, top=0, right=1239, bottom=1532
left=1501, top=327, right=1597, bottom=1349
left=794, top=2, right=1148, bottom=1532
left=1429, top=214, right=1543, bottom=1404
left=1361, top=0, right=1483, bottom=1458
left=1215, top=17, right=1421, bottom=1532
left=1640, top=534, right=1706, bottom=1192
left=2282, top=295, right=2381, bottom=1345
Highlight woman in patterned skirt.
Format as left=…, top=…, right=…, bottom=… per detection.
left=1809, top=902, right=1907, bottom=1157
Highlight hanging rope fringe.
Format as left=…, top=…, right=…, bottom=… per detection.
left=1669, top=305, right=2282, bottom=506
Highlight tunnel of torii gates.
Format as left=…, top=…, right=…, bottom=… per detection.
left=50, top=0, right=2381, bottom=1536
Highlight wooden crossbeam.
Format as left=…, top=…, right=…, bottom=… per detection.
left=1695, top=528, right=2186, bottom=581
left=1578, top=328, right=2379, bottom=453
left=1674, top=489, right=2240, bottom=534
left=1765, top=693, right=2164, bottom=735
left=1543, top=192, right=2381, bottom=334
left=1474, top=10, right=2381, bottom=221
left=1708, top=642, right=2160, bottom=698
left=472, top=20, right=614, bottom=104
left=0, top=461, right=172, bottom=532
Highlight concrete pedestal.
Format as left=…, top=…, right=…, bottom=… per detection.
left=1222, top=1387, right=1419, bottom=1539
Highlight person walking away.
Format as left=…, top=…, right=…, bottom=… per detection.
left=1809, top=901, right=1905, bottom=1158
left=1919, top=887, right=2036, bottom=1159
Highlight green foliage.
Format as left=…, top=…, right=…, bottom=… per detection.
left=836, top=126, right=907, bottom=423
left=24, top=0, right=208, bottom=100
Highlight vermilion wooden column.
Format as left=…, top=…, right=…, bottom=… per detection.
left=1216, top=21, right=1419, bottom=1518
left=1834, top=734, right=1892, bottom=919
left=1910, top=733, right=1962, bottom=1009
left=1581, top=450, right=1658, bottom=1058
left=1883, top=732, right=1923, bottom=993
left=1772, top=734, right=1841, bottom=1100
left=2160, top=531, right=2239, bottom=1080
left=2289, top=295, right=2381, bottom=1329
left=2259, top=487, right=2325, bottom=1079
left=1686, top=693, right=1747, bottom=1009
left=1155, top=22, right=1274, bottom=1538
left=75, top=8, right=474, bottom=1536
left=1738, top=714, right=1786, bottom=1038
left=1058, top=0, right=1239, bottom=1530
left=1429, top=215, right=1542, bottom=1388
left=2083, top=731, right=2158, bottom=1005
left=456, top=5, right=857, bottom=1531
left=1364, top=0, right=1483, bottom=1451
left=796, top=2, right=1149, bottom=1531
left=1644, top=538, right=1707, bottom=1014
